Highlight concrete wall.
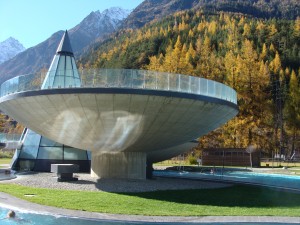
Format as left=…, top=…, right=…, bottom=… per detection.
left=91, top=152, right=146, bottom=179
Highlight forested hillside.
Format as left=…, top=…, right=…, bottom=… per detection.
left=123, top=0, right=300, bottom=30
left=79, top=10, right=300, bottom=156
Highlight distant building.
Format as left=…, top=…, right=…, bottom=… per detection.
left=202, top=148, right=260, bottom=167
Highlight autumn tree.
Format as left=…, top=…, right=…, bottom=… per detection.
left=284, top=70, right=300, bottom=156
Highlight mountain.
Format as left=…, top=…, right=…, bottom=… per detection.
left=71, top=7, right=131, bottom=54
left=0, top=37, right=25, bottom=65
left=0, top=7, right=131, bottom=83
left=123, top=0, right=300, bottom=29
left=122, top=0, right=199, bottom=29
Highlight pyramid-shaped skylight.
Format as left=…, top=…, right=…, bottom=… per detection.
left=41, top=30, right=81, bottom=89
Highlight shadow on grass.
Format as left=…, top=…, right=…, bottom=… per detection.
left=120, top=185, right=300, bottom=208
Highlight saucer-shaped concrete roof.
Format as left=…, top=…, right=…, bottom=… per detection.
left=0, top=69, right=238, bottom=162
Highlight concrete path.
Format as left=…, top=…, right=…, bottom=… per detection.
left=0, top=168, right=16, bottom=181
left=0, top=192, right=299, bottom=224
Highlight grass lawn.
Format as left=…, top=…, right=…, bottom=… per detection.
left=0, top=158, right=11, bottom=168
left=0, top=184, right=299, bottom=216
left=261, top=162, right=300, bottom=167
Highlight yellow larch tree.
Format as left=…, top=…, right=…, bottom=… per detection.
left=268, top=24, right=278, bottom=38
left=243, top=23, right=251, bottom=38
left=147, top=54, right=164, bottom=71
left=284, top=70, right=300, bottom=155
left=270, top=51, right=282, bottom=74
left=294, top=17, right=300, bottom=38
left=260, top=43, right=268, bottom=61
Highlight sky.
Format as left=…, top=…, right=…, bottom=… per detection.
left=0, top=0, right=143, bottom=48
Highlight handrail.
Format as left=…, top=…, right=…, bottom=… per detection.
left=0, top=69, right=237, bottom=104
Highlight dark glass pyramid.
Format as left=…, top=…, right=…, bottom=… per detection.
left=56, top=30, right=74, bottom=55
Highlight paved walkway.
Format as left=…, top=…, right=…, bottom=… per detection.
left=1, top=171, right=233, bottom=192
left=0, top=168, right=16, bottom=181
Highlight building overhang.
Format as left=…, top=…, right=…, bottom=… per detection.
left=0, top=87, right=238, bottom=162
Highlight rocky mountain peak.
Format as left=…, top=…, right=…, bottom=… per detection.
left=0, top=37, right=26, bottom=65
left=0, top=7, right=131, bottom=83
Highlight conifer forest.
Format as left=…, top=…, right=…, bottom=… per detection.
left=79, top=9, right=300, bottom=157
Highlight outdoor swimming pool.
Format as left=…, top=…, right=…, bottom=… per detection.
left=154, top=169, right=300, bottom=191
left=0, top=207, right=297, bottom=225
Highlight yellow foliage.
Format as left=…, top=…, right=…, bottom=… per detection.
left=268, top=24, right=277, bottom=38
left=269, top=43, right=276, bottom=53
left=197, top=21, right=206, bottom=32
left=260, top=43, right=267, bottom=60
left=256, top=21, right=266, bottom=32
left=243, top=23, right=251, bottom=37
left=270, top=51, right=282, bottom=74
left=188, top=29, right=194, bottom=37
left=294, top=17, right=300, bottom=38
left=208, top=21, right=217, bottom=35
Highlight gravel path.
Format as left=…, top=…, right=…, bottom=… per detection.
left=1, top=172, right=231, bottom=192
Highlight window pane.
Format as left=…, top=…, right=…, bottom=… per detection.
left=53, top=56, right=65, bottom=87
left=40, top=137, right=62, bottom=147
left=65, top=56, right=72, bottom=71
left=37, top=147, right=63, bottom=159
left=19, top=130, right=40, bottom=159
left=64, top=147, right=87, bottom=160
left=19, top=145, right=39, bottom=159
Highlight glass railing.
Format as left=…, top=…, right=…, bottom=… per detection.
left=0, top=69, right=237, bottom=104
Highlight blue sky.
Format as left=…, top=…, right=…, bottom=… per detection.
left=0, top=0, right=143, bottom=48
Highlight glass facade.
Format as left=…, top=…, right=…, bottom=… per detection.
left=41, top=55, right=81, bottom=89
left=11, top=129, right=90, bottom=172
left=10, top=30, right=90, bottom=172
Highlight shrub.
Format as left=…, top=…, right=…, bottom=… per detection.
left=0, top=151, right=14, bottom=158
left=188, top=155, right=197, bottom=165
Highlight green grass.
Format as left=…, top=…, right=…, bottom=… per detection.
left=0, top=184, right=299, bottom=216
left=0, top=158, right=11, bottom=168
left=261, top=162, right=300, bottom=167
left=0, top=158, right=11, bottom=163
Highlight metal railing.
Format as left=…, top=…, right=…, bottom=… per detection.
left=0, top=69, right=237, bottom=104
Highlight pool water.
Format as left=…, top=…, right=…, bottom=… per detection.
left=0, top=207, right=296, bottom=225
left=154, top=169, right=300, bottom=191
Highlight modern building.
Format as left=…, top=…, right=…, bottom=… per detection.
left=8, top=31, right=90, bottom=172
left=0, top=31, right=238, bottom=179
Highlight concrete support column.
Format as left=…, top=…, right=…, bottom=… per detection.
left=91, top=152, right=146, bottom=179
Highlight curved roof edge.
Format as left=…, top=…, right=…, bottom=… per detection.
left=0, top=87, right=239, bottom=110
